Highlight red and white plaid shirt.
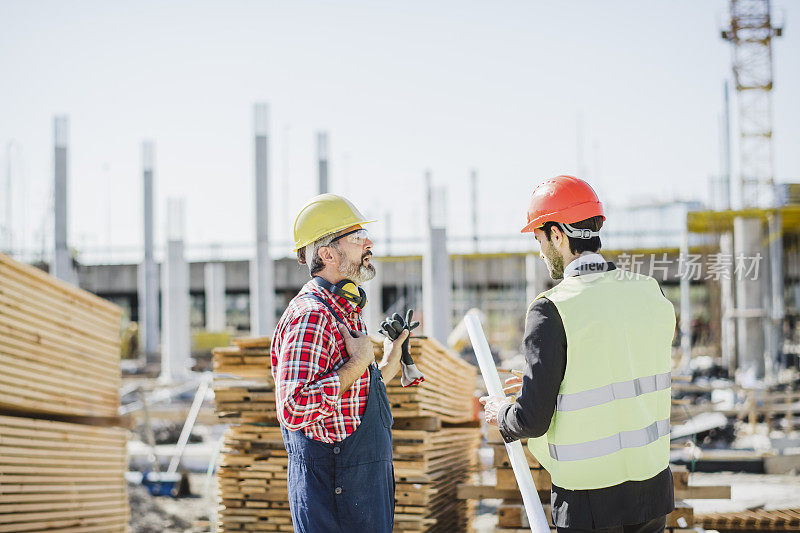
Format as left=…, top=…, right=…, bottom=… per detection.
left=271, top=279, right=371, bottom=443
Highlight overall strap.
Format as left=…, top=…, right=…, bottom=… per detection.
left=302, top=293, right=356, bottom=337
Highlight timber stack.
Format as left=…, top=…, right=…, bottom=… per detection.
left=697, top=508, right=800, bottom=531
left=372, top=336, right=480, bottom=532
left=213, top=335, right=480, bottom=532
left=0, top=253, right=129, bottom=532
left=213, top=336, right=290, bottom=532
left=457, top=427, right=730, bottom=531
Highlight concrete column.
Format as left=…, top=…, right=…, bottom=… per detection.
left=250, top=103, right=275, bottom=336
left=53, top=116, right=73, bottom=284
left=679, top=226, right=692, bottom=370
left=364, top=261, right=384, bottom=334
left=766, top=211, right=784, bottom=382
left=423, top=227, right=451, bottom=343
left=205, top=262, right=226, bottom=332
left=422, top=174, right=451, bottom=343
left=734, top=216, right=766, bottom=384
left=317, top=132, right=329, bottom=194
left=161, top=198, right=190, bottom=382
left=139, top=141, right=160, bottom=364
left=720, top=232, right=736, bottom=376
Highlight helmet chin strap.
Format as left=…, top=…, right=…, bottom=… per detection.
left=557, top=222, right=600, bottom=240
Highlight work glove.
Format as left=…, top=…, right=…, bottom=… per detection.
left=379, top=309, right=425, bottom=387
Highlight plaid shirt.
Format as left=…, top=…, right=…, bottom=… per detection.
left=271, top=279, right=371, bottom=443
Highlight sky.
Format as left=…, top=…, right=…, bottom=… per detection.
left=1, top=0, right=798, bottom=263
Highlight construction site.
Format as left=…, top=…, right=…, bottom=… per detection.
left=1, top=0, right=800, bottom=532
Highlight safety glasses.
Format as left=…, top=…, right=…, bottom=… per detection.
left=330, top=228, right=370, bottom=246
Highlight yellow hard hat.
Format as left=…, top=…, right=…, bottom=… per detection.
left=292, top=194, right=375, bottom=251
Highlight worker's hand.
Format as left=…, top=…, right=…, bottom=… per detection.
left=337, top=324, right=375, bottom=371
left=382, top=329, right=409, bottom=364
left=503, top=375, right=522, bottom=395
left=479, top=395, right=514, bottom=426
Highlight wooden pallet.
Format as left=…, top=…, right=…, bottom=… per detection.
left=698, top=508, right=800, bottom=531
left=0, top=254, right=122, bottom=418
left=0, top=415, right=129, bottom=533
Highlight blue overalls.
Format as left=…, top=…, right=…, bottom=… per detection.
left=280, top=294, right=395, bottom=533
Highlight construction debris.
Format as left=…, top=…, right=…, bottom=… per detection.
left=127, top=483, right=198, bottom=533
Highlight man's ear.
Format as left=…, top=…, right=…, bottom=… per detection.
left=318, top=245, right=338, bottom=266
left=549, top=225, right=563, bottom=248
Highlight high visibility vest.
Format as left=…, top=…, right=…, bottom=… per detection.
left=527, top=269, right=676, bottom=490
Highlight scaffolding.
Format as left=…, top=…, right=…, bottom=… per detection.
left=722, top=0, right=783, bottom=208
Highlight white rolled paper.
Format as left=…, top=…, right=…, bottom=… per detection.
left=465, top=311, right=550, bottom=533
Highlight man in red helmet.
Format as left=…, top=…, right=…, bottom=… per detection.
left=480, top=176, right=676, bottom=533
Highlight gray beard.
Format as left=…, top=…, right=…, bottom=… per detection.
left=338, top=255, right=376, bottom=284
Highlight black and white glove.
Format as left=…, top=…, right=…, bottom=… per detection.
left=379, top=309, right=425, bottom=387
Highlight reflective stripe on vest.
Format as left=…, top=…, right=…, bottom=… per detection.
left=555, top=372, right=671, bottom=412
left=547, top=418, right=670, bottom=462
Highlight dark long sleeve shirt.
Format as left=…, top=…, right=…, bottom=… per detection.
left=497, top=278, right=674, bottom=529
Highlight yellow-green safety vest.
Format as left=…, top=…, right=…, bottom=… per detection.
left=527, top=268, right=676, bottom=490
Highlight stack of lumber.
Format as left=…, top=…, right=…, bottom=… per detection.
left=215, top=335, right=480, bottom=533
left=457, top=429, right=722, bottom=531
left=214, top=337, right=291, bottom=532
left=456, top=429, right=554, bottom=531
left=393, top=427, right=480, bottom=532
left=213, top=337, right=273, bottom=382
left=372, top=336, right=476, bottom=424
left=374, top=336, right=480, bottom=532
left=0, top=415, right=129, bottom=532
left=0, top=253, right=129, bottom=532
left=217, top=424, right=292, bottom=532
left=0, top=253, right=122, bottom=417
left=213, top=336, right=276, bottom=425
left=698, top=508, right=800, bottom=531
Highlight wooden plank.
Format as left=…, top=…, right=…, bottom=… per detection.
left=0, top=413, right=127, bottom=532
left=675, top=485, right=731, bottom=499
left=0, top=255, right=121, bottom=315
left=496, top=467, right=551, bottom=491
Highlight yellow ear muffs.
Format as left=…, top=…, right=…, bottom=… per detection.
left=336, top=280, right=368, bottom=309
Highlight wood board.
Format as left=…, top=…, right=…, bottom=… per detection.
left=0, top=415, right=129, bottom=532
left=0, top=254, right=122, bottom=418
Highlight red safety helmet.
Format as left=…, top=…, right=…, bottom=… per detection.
left=521, top=176, right=605, bottom=234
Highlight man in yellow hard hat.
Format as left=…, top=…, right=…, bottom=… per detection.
left=480, top=176, right=676, bottom=533
left=270, top=193, right=407, bottom=533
